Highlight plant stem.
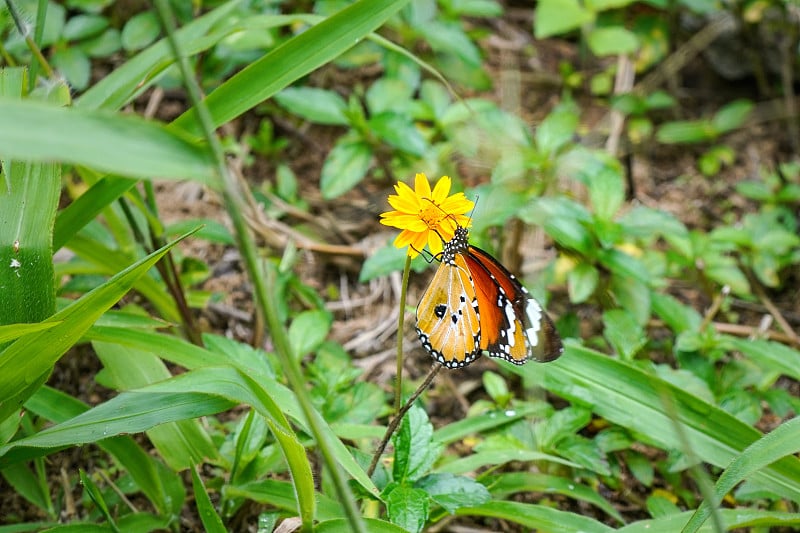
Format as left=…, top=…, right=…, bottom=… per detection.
left=368, top=363, right=442, bottom=477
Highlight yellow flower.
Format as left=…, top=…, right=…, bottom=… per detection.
left=380, top=173, right=474, bottom=258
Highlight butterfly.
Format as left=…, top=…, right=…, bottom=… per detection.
left=416, top=225, right=563, bottom=368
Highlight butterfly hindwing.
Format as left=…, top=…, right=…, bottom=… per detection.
left=416, top=252, right=481, bottom=368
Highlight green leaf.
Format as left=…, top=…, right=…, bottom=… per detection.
left=603, top=309, right=646, bottom=360
left=485, top=472, right=624, bottom=523
left=386, top=485, right=429, bottom=533
left=0, top=99, right=216, bottom=183
left=567, top=262, right=598, bottom=303
left=173, top=0, right=409, bottom=137
left=366, top=78, right=414, bottom=114
left=651, top=292, right=702, bottom=333
left=320, top=138, right=373, bottom=199
left=191, top=467, right=226, bottom=533
left=589, top=168, right=625, bottom=222
left=80, top=28, right=122, bottom=57
left=393, top=405, right=441, bottom=482
left=459, top=500, right=613, bottom=531
left=0, top=231, right=195, bottom=423
left=62, top=14, right=109, bottom=41
left=521, top=198, right=594, bottom=255
left=531, top=344, right=800, bottom=503
left=534, top=0, right=594, bottom=38
left=481, top=371, right=510, bottom=404
left=711, top=99, right=753, bottom=133
left=288, top=310, right=333, bottom=359
left=51, top=47, right=91, bottom=90
left=682, top=417, right=800, bottom=533
left=367, top=112, right=427, bottom=156
left=656, top=120, right=716, bottom=144
left=535, top=102, right=579, bottom=155
left=415, top=473, right=490, bottom=514
left=121, top=11, right=161, bottom=52
left=80, top=469, right=118, bottom=531
left=274, top=87, right=348, bottom=125
left=587, top=26, right=639, bottom=56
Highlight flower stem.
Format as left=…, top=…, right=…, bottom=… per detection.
left=395, top=254, right=412, bottom=411
left=368, top=363, right=442, bottom=477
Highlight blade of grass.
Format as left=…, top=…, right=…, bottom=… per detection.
left=527, top=342, right=800, bottom=502
left=171, top=0, right=409, bottom=138
left=191, top=466, right=226, bottom=533
left=682, top=417, right=800, bottom=533
left=457, top=500, right=614, bottom=532
left=0, top=99, right=216, bottom=183
left=24, top=386, right=185, bottom=518
left=0, top=229, right=197, bottom=423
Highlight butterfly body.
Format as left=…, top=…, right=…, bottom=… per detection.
left=416, top=226, right=563, bottom=368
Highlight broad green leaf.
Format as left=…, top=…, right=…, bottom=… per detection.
left=535, top=103, right=579, bottom=155
left=385, top=485, right=429, bottom=533
left=0, top=99, right=216, bottom=183
left=320, top=138, right=373, bottom=199
left=711, top=99, right=753, bottom=133
left=121, top=11, right=160, bottom=52
left=316, top=518, right=408, bottom=533
left=416, top=473, right=490, bottom=514
left=227, top=479, right=344, bottom=522
left=603, top=309, right=646, bottom=360
left=274, top=87, right=348, bottom=125
left=51, top=47, right=91, bottom=90
left=587, top=26, right=639, bottom=56
left=534, top=0, right=593, bottom=38
left=656, top=120, right=716, bottom=144
left=288, top=310, right=333, bottom=359
left=62, top=14, right=108, bottom=41
left=621, top=509, right=800, bottom=532
left=567, top=262, right=598, bottom=303
left=368, top=112, right=427, bottom=156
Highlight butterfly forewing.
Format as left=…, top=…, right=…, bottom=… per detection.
left=416, top=253, right=481, bottom=368
left=467, top=244, right=563, bottom=363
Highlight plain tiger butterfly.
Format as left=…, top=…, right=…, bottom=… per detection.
left=416, top=225, right=563, bottom=368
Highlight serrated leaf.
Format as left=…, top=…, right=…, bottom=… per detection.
left=385, top=485, right=429, bottom=533
left=415, top=473, right=490, bottom=514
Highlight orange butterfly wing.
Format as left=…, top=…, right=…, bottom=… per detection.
left=416, top=253, right=481, bottom=368
left=467, top=245, right=563, bottom=363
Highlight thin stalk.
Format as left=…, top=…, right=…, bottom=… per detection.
left=368, top=363, right=442, bottom=477
left=152, top=2, right=365, bottom=531
left=395, top=254, right=412, bottom=411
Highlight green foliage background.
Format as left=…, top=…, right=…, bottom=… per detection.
left=1, top=0, right=799, bottom=531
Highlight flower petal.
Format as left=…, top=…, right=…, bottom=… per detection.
left=414, top=173, right=432, bottom=201
left=430, top=175, right=452, bottom=203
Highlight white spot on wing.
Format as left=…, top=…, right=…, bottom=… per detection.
left=525, top=298, right=542, bottom=346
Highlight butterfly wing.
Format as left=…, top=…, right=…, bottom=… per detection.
left=416, top=254, right=482, bottom=368
left=466, top=245, right=563, bottom=363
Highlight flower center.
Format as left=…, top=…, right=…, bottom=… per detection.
left=419, top=201, right=445, bottom=229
